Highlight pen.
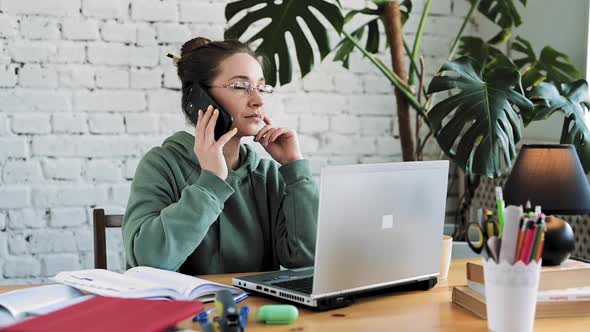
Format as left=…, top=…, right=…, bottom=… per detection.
left=535, top=218, right=547, bottom=262
left=519, top=221, right=537, bottom=264
left=529, top=216, right=544, bottom=263
left=495, top=187, right=505, bottom=238
left=525, top=200, right=532, bottom=212
left=165, top=52, right=181, bottom=62
left=514, top=215, right=526, bottom=263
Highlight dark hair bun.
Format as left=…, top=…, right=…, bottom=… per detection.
left=181, top=37, right=211, bottom=56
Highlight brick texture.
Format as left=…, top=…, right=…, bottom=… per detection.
left=0, top=0, right=467, bottom=283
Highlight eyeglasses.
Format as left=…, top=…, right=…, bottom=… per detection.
left=207, top=81, right=274, bottom=97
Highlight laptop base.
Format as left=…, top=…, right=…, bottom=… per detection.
left=236, top=276, right=438, bottom=311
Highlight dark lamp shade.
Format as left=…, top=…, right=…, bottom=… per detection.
left=503, top=144, right=590, bottom=215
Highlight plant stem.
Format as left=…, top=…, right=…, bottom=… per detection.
left=418, top=129, right=433, bottom=156
left=385, top=1, right=415, bottom=162
left=404, top=39, right=428, bottom=97
left=342, top=30, right=427, bottom=118
left=448, top=0, right=480, bottom=60
left=416, top=55, right=426, bottom=161
left=404, top=40, right=418, bottom=83
left=408, top=0, right=431, bottom=86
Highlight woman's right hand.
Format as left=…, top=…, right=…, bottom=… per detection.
left=194, top=105, right=238, bottom=180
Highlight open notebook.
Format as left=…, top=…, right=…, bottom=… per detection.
left=52, top=266, right=247, bottom=302
left=0, top=284, right=92, bottom=327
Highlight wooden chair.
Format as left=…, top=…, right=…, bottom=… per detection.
left=93, top=208, right=124, bottom=269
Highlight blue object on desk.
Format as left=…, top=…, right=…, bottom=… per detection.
left=195, top=310, right=214, bottom=332
left=240, top=306, right=250, bottom=330
left=194, top=290, right=249, bottom=332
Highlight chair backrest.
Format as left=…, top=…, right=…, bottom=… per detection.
left=93, top=208, right=124, bottom=269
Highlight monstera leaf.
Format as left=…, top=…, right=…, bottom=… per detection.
left=512, top=36, right=581, bottom=89
left=333, top=18, right=381, bottom=68
left=458, top=36, right=512, bottom=71
left=472, top=0, right=527, bottom=29
left=333, top=0, right=411, bottom=69
left=426, top=56, right=533, bottom=177
left=526, top=81, right=590, bottom=173
left=225, top=0, right=343, bottom=86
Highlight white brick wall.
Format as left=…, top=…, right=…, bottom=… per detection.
left=82, top=0, right=129, bottom=19
left=20, top=18, right=61, bottom=40
left=0, top=0, right=467, bottom=283
left=19, top=65, right=59, bottom=88
left=62, top=19, right=100, bottom=41
left=100, top=22, right=137, bottom=43
left=96, top=68, right=129, bottom=89
left=2, top=0, right=81, bottom=17
left=0, top=65, right=17, bottom=87
left=3, top=160, right=44, bottom=183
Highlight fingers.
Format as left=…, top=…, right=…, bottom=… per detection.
left=196, top=105, right=214, bottom=142
left=262, top=113, right=273, bottom=126
left=205, top=108, right=219, bottom=142
left=259, top=128, right=279, bottom=146
left=216, top=128, right=238, bottom=147
left=195, top=109, right=203, bottom=141
left=267, top=128, right=289, bottom=144
left=255, top=124, right=272, bottom=143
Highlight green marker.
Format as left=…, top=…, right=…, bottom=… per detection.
left=256, top=305, right=298, bottom=325
left=495, top=186, right=505, bottom=237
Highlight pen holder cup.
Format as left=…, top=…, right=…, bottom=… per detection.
left=483, top=258, right=541, bottom=332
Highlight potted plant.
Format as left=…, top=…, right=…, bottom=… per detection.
left=223, top=1, right=590, bottom=241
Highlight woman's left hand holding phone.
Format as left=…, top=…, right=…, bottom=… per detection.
left=194, top=105, right=238, bottom=180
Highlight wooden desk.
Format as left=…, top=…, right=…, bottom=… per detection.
left=187, top=258, right=589, bottom=331
left=1, top=259, right=588, bottom=331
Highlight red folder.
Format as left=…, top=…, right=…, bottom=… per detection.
left=2, top=296, right=204, bottom=332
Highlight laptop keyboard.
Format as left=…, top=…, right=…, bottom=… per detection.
left=272, top=277, right=314, bottom=294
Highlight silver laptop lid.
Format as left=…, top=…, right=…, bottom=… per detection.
left=312, top=160, right=449, bottom=296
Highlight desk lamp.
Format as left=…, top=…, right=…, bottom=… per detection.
left=503, top=144, right=590, bottom=266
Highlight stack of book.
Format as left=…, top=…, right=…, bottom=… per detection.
left=452, top=259, right=590, bottom=318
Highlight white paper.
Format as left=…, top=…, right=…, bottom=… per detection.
left=498, top=205, right=522, bottom=264
left=0, top=284, right=84, bottom=327
left=52, top=267, right=246, bottom=302
left=538, top=286, right=590, bottom=302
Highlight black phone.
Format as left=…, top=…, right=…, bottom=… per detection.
left=184, top=84, right=234, bottom=141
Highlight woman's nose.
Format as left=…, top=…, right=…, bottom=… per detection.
left=248, top=89, right=264, bottom=107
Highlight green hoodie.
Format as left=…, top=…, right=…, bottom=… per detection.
left=122, top=131, right=318, bottom=275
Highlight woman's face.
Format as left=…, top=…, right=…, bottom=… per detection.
left=208, top=53, right=266, bottom=137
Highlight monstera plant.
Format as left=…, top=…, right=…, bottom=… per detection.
left=223, top=0, right=590, bottom=178
left=224, top=0, right=344, bottom=86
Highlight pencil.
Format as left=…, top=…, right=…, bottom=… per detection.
left=534, top=218, right=547, bottom=262
left=535, top=231, right=545, bottom=262
left=529, top=220, right=543, bottom=263
left=514, top=216, right=526, bottom=263
left=520, top=222, right=537, bottom=264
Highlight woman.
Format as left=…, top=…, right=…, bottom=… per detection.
left=122, top=37, right=319, bottom=275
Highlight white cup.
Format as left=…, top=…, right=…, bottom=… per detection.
left=439, top=235, right=453, bottom=280
left=484, top=258, right=541, bottom=332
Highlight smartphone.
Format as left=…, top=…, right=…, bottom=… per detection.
left=183, top=84, right=234, bottom=141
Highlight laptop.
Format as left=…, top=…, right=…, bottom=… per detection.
left=232, top=160, right=449, bottom=310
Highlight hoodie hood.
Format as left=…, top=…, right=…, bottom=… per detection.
left=161, top=131, right=261, bottom=180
